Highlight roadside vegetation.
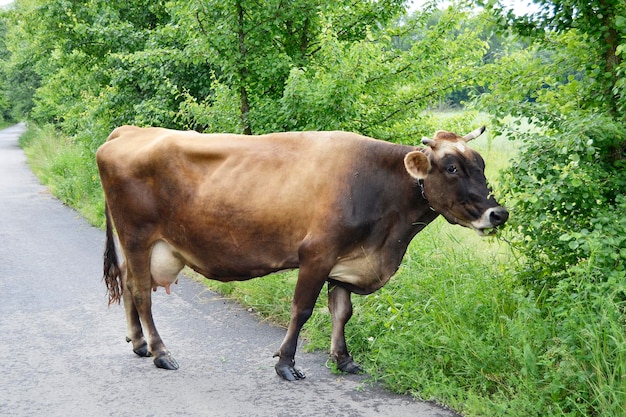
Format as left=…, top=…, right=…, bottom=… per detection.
left=2, top=1, right=624, bottom=416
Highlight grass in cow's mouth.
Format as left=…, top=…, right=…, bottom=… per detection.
left=482, top=227, right=496, bottom=236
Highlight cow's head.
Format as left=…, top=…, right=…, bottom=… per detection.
left=403, top=126, right=509, bottom=236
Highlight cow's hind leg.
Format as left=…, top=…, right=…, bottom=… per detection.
left=328, top=283, right=362, bottom=374
left=125, top=250, right=179, bottom=370
left=122, top=263, right=149, bottom=357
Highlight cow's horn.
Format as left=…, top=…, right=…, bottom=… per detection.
left=422, top=137, right=435, bottom=147
left=462, top=126, right=486, bottom=141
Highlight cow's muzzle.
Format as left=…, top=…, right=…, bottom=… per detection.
left=471, top=206, right=509, bottom=236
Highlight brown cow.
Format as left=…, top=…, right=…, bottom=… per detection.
left=96, top=126, right=508, bottom=380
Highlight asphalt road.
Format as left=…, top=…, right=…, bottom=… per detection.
left=0, top=123, right=460, bottom=417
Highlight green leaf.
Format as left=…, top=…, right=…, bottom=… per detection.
left=559, top=233, right=572, bottom=242
left=568, top=240, right=580, bottom=250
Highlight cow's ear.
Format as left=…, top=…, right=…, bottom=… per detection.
left=404, top=151, right=430, bottom=179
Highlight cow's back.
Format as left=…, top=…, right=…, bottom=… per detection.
left=97, top=127, right=365, bottom=218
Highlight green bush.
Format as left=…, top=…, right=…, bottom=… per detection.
left=499, top=113, right=626, bottom=291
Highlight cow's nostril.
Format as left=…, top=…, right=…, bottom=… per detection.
left=490, top=207, right=509, bottom=226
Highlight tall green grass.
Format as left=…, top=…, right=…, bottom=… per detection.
left=19, top=124, right=105, bottom=226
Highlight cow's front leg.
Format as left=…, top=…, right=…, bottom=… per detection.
left=328, top=283, right=362, bottom=374
left=274, top=254, right=329, bottom=381
left=273, top=298, right=309, bottom=381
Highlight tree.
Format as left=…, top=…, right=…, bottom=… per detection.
left=3, top=0, right=491, bottom=139
left=278, top=6, right=490, bottom=140
left=480, top=0, right=625, bottom=145
left=169, top=0, right=406, bottom=134
left=2, top=0, right=166, bottom=127
left=0, top=14, right=11, bottom=121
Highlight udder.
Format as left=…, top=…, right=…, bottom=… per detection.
left=150, top=240, right=185, bottom=294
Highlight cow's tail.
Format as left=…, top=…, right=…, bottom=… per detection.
left=103, top=204, right=123, bottom=305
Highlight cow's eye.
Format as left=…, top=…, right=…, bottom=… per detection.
left=446, top=165, right=458, bottom=174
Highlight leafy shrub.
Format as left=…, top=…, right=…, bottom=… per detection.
left=499, top=113, right=626, bottom=291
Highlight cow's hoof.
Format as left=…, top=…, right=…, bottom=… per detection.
left=337, top=358, right=364, bottom=374
left=154, top=353, right=179, bottom=370
left=126, top=337, right=150, bottom=358
left=275, top=362, right=306, bottom=381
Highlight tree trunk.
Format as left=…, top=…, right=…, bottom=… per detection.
left=236, top=0, right=252, bottom=135
left=239, top=85, right=252, bottom=135
left=599, top=0, right=623, bottom=161
left=599, top=0, right=620, bottom=116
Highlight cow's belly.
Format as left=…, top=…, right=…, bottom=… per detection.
left=329, top=254, right=391, bottom=293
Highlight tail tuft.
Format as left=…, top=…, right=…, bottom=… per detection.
left=103, top=205, right=122, bottom=305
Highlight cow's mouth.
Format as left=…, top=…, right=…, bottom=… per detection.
left=475, top=227, right=498, bottom=237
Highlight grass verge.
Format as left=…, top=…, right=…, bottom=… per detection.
left=19, top=124, right=105, bottom=227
